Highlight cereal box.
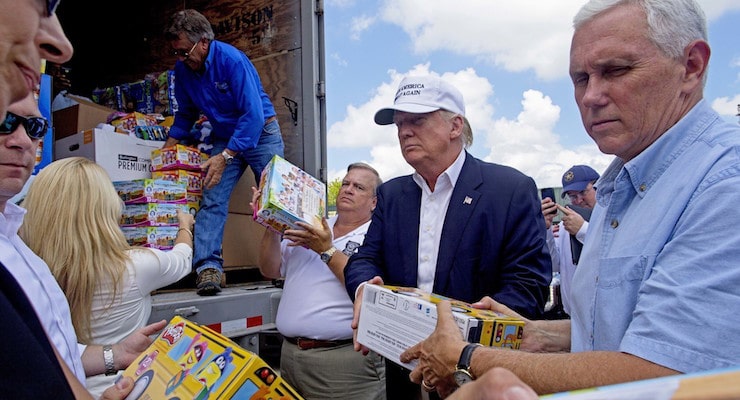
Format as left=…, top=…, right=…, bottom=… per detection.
left=113, top=179, right=187, bottom=205
left=357, top=284, right=525, bottom=370
left=120, top=316, right=304, bottom=400
left=253, top=155, right=326, bottom=234
left=151, top=144, right=203, bottom=172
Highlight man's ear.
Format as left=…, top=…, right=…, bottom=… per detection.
left=681, top=39, right=710, bottom=94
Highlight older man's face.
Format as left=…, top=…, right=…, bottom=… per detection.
left=569, top=3, right=689, bottom=162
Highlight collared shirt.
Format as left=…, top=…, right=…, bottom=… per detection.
left=168, top=40, right=276, bottom=152
left=413, top=149, right=465, bottom=293
left=0, top=203, right=85, bottom=383
left=570, top=100, right=740, bottom=373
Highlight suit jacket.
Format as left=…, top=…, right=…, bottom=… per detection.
left=567, top=205, right=592, bottom=265
left=345, top=152, right=552, bottom=319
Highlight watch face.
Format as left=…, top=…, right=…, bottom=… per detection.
left=454, top=369, right=474, bottom=387
left=320, top=253, right=330, bottom=262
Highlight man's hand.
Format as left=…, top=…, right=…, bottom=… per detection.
left=202, top=153, right=226, bottom=189
left=114, top=320, right=167, bottom=370
left=446, top=368, right=538, bottom=400
left=286, top=219, right=332, bottom=253
left=99, top=376, right=135, bottom=400
left=541, top=198, right=558, bottom=229
left=557, top=204, right=585, bottom=236
left=351, top=276, right=384, bottom=354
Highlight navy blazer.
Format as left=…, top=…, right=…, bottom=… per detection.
left=345, top=152, right=552, bottom=319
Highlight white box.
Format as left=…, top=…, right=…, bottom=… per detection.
left=357, top=284, right=524, bottom=370
left=54, top=128, right=161, bottom=181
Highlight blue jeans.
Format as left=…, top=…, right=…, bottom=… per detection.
left=193, top=119, right=284, bottom=274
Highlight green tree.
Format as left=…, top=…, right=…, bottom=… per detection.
left=327, top=178, right=341, bottom=208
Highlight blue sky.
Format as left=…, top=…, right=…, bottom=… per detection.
left=323, top=0, right=740, bottom=188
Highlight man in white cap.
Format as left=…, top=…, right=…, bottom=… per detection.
left=344, top=75, right=552, bottom=399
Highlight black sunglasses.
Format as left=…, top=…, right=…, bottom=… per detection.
left=46, top=0, right=60, bottom=16
left=0, top=112, right=49, bottom=140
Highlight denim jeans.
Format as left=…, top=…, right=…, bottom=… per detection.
left=193, top=119, right=284, bottom=274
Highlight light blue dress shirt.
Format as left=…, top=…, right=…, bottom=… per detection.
left=570, top=100, right=740, bottom=373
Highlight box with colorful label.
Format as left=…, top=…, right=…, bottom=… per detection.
left=120, top=203, right=188, bottom=227
left=357, top=284, right=525, bottom=370
left=113, top=179, right=187, bottom=205
left=151, top=144, right=203, bottom=172
left=121, top=226, right=179, bottom=250
left=152, top=169, right=204, bottom=194
left=253, top=155, right=326, bottom=234
left=120, top=316, right=304, bottom=400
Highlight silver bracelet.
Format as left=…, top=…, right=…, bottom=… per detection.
left=103, top=344, right=116, bottom=376
left=177, top=227, right=194, bottom=240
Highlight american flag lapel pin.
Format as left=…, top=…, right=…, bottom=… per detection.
left=463, top=196, right=472, bottom=205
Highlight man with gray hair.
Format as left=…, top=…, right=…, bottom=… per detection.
left=402, top=0, right=740, bottom=397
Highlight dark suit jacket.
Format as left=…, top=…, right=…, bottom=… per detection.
left=345, top=152, right=552, bottom=319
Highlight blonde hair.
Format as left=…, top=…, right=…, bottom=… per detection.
left=20, top=157, right=131, bottom=343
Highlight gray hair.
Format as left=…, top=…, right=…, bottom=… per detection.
left=347, top=162, right=383, bottom=194
left=438, top=110, right=473, bottom=149
left=574, top=0, right=707, bottom=60
left=165, top=9, right=215, bottom=44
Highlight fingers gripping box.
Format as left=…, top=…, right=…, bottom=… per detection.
left=357, top=284, right=525, bottom=370
left=121, top=316, right=304, bottom=400
left=253, top=155, right=326, bottom=234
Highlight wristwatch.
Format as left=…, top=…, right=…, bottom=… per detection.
left=221, top=150, right=235, bottom=164
left=320, top=246, right=337, bottom=264
left=453, top=343, right=482, bottom=386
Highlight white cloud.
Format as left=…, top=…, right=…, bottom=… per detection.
left=330, top=52, right=348, bottom=67
left=378, top=0, right=585, bottom=80
left=712, top=95, right=740, bottom=117
left=350, top=15, right=376, bottom=40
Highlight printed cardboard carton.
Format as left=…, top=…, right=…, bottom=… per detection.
left=357, top=284, right=525, bottom=370
left=121, top=316, right=304, bottom=400
left=253, top=155, right=326, bottom=234
left=121, top=226, right=179, bottom=250
left=151, top=144, right=203, bottom=172
left=113, top=179, right=187, bottom=205
left=120, top=203, right=188, bottom=227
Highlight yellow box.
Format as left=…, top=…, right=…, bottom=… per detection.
left=358, top=284, right=525, bottom=370
left=121, top=316, right=304, bottom=400
left=253, top=155, right=326, bottom=234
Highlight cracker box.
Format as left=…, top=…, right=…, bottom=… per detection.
left=253, top=155, right=326, bottom=234
left=113, top=179, right=187, bottom=205
left=357, top=284, right=525, bottom=370
left=151, top=144, right=203, bottom=172
left=120, top=203, right=188, bottom=227
left=121, top=226, right=179, bottom=250
left=121, top=316, right=304, bottom=400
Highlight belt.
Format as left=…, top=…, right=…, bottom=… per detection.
left=283, top=336, right=353, bottom=350
left=264, top=116, right=277, bottom=125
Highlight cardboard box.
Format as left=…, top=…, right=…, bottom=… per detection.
left=253, top=155, right=326, bottom=234
left=228, top=169, right=258, bottom=215
left=52, top=95, right=117, bottom=140
left=113, top=179, right=187, bottom=205
left=54, top=128, right=161, bottom=181
left=542, top=366, right=740, bottom=399
left=121, top=226, right=179, bottom=250
left=223, top=213, right=265, bottom=268
left=120, top=316, right=304, bottom=400
left=120, top=203, right=188, bottom=227
left=151, top=144, right=203, bottom=172
left=152, top=169, right=204, bottom=194
left=357, top=284, right=525, bottom=370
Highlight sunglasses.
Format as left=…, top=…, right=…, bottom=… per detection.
left=0, top=112, right=49, bottom=140
left=46, top=0, right=60, bottom=16
left=173, top=41, right=199, bottom=59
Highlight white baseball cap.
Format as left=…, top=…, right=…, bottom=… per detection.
left=374, top=75, right=466, bottom=125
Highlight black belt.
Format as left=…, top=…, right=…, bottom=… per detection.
left=283, top=336, right=353, bottom=350
left=264, top=116, right=277, bottom=125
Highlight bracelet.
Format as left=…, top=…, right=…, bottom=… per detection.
left=103, top=344, right=116, bottom=376
left=178, top=228, right=193, bottom=240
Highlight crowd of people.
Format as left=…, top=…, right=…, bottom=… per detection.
left=2, top=0, right=739, bottom=399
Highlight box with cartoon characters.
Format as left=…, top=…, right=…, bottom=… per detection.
left=121, top=316, right=304, bottom=400
left=357, top=284, right=525, bottom=370
left=253, top=155, right=326, bottom=234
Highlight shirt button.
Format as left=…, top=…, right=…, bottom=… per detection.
left=639, top=184, right=647, bottom=192
left=610, top=219, right=619, bottom=228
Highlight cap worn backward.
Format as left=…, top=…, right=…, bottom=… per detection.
left=374, top=75, right=466, bottom=125
left=561, top=165, right=600, bottom=198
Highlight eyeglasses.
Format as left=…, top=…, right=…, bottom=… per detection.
left=173, top=41, right=199, bottom=59
left=566, top=186, right=593, bottom=202
left=46, top=0, right=60, bottom=16
left=0, top=112, right=49, bottom=140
